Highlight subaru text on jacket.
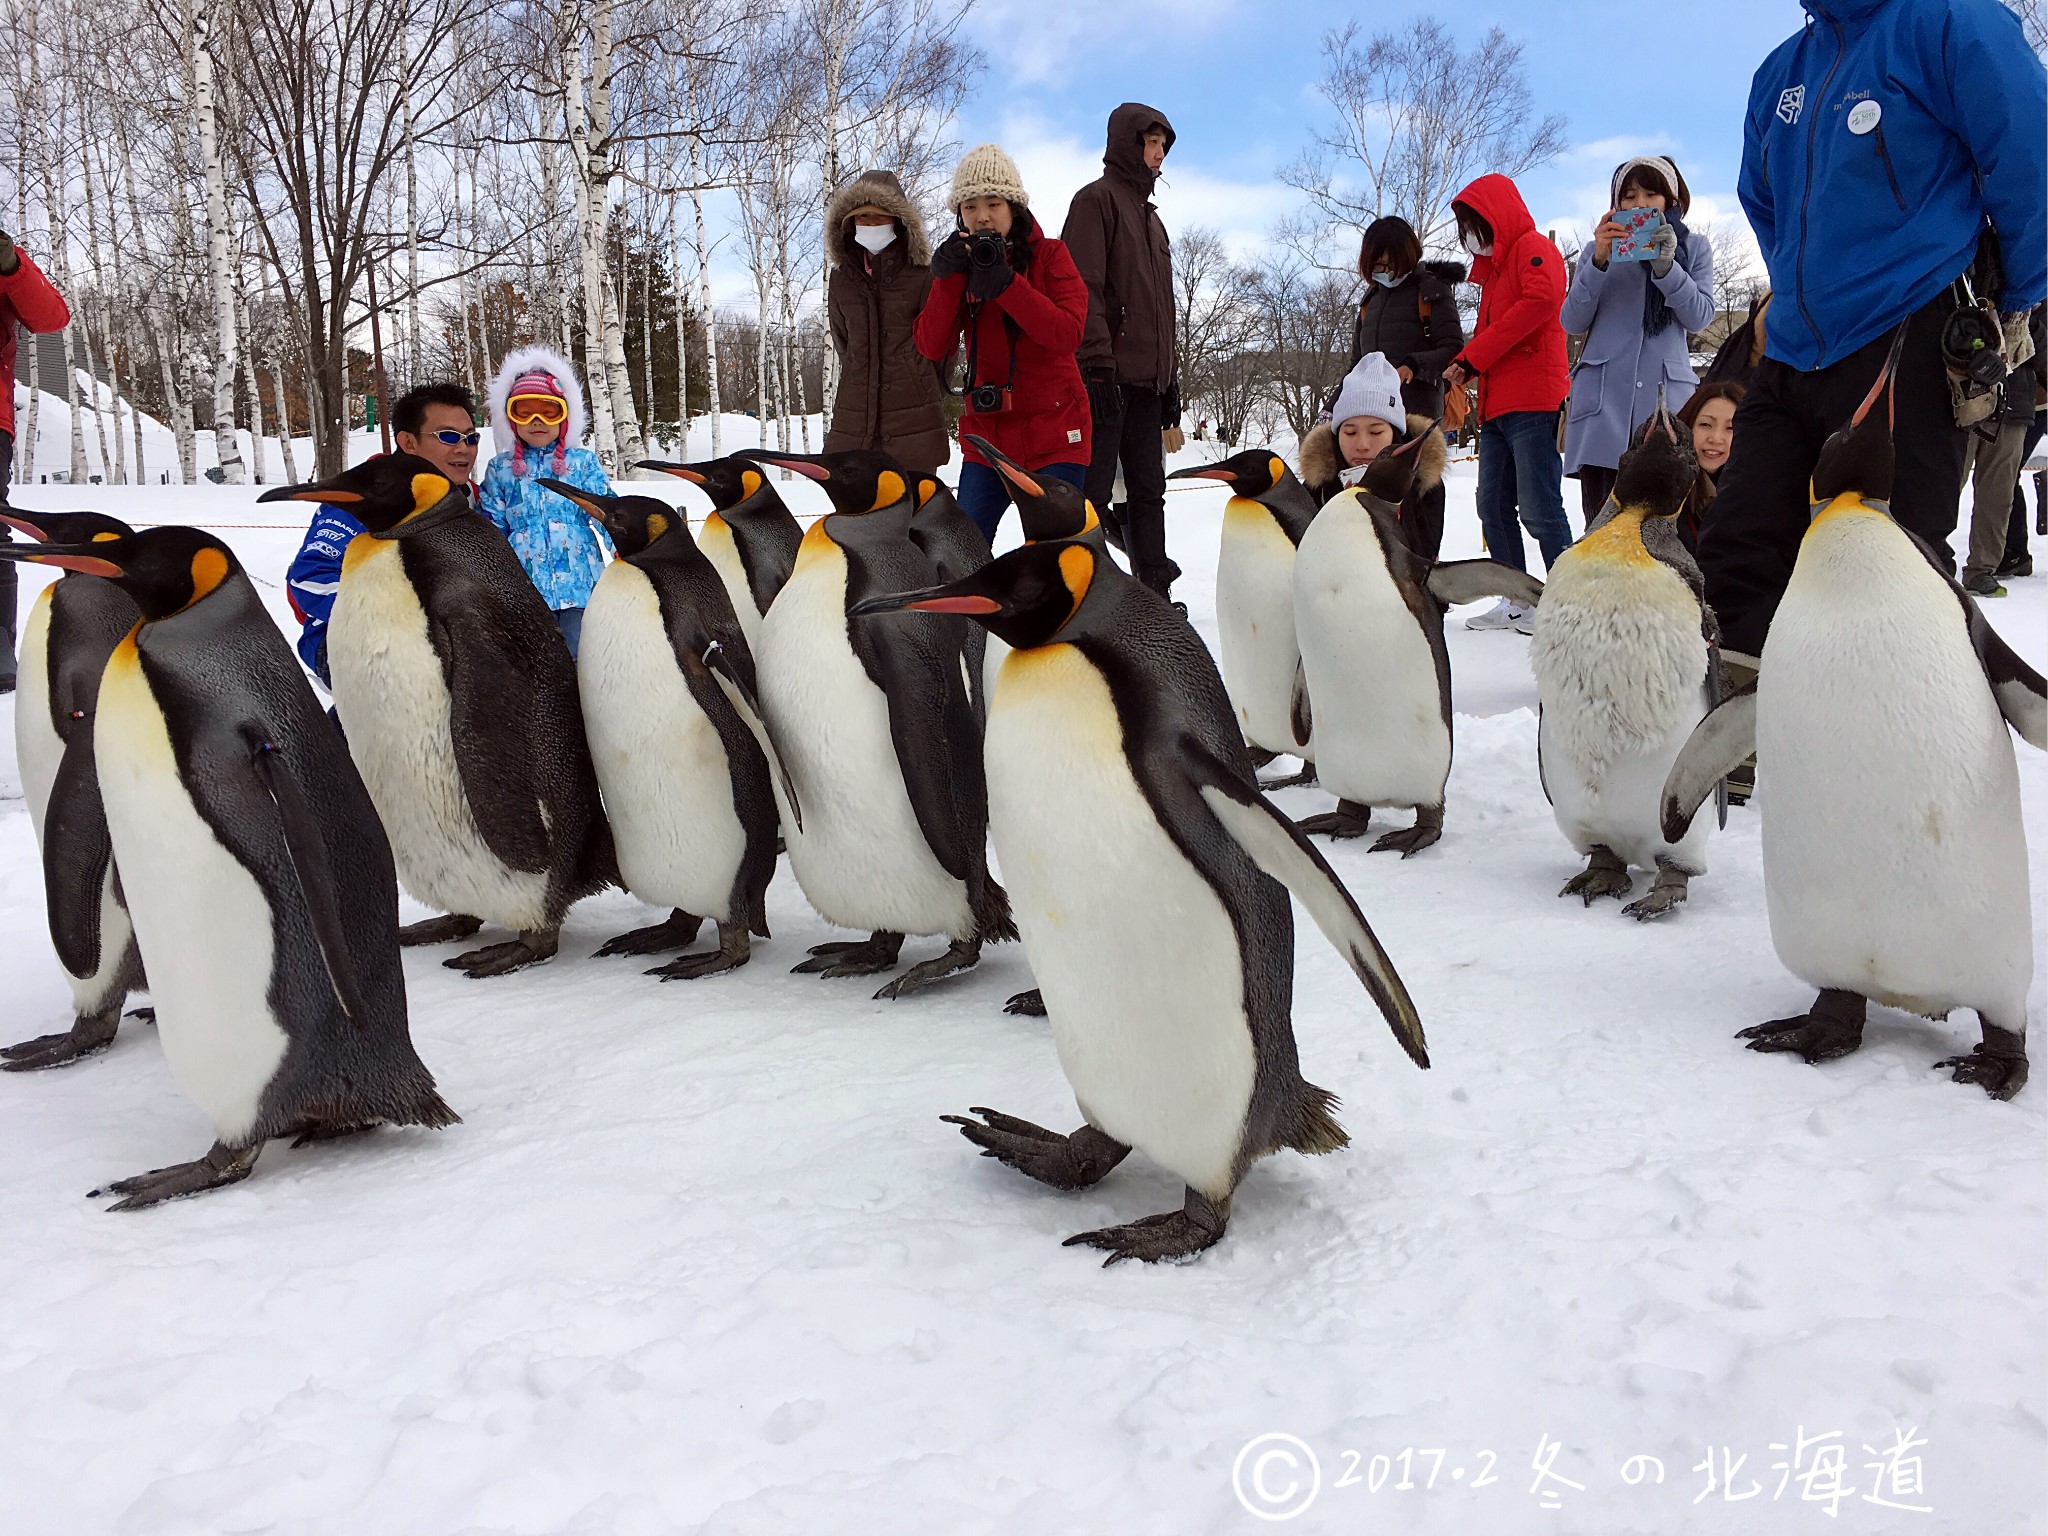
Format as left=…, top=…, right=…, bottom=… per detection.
left=824, top=170, right=948, bottom=473
left=1061, top=103, right=1178, bottom=391
left=1740, top=0, right=2047, bottom=371
left=1451, top=174, right=1571, bottom=423
left=914, top=210, right=1092, bottom=471
left=0, top=248, right=70, bottom=439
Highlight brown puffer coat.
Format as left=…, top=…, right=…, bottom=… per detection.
left=824, top=170, right=948, bottom=474
left=1299, top=413, right=1450, bottom=564
left=1060, top=103, right=1177, bottom=391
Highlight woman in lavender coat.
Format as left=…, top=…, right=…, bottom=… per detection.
left=1560, top=156, right=1717, bottom=519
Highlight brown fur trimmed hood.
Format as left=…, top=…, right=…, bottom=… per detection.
left=825, top=170, right=932, bottom=270
left=1298, top=412, right=1446, bottom=497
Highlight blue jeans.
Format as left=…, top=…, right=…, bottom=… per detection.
left=553, top=606, right=584, bottom=657
left=1476, top=411, right=1573, bottom=574
left=955, top=459, right=1087, bottom=544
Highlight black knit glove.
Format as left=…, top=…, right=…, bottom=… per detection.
left=931, top=233, right=970, bottom=279
left=1161, top=380, right=1183, bottom=428
left=1085, top=372, right=1121, bottom=426
left=967, top=255, right=1014, bottom=302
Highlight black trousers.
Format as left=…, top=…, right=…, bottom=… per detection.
left=1696, top=291, right=1969, bottom=656
left=1577, top=464, right=1617, bottom=523
left=1083, top=383, right=1177, bottom=594
left=1, top=428, right=15, bottom=687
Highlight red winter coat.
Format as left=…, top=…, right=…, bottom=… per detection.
left=0, top=248, right=71, bottom=439
left=913, top=212, right=1092, bottom=471
left=1451, top=174, right=1569, bottom=424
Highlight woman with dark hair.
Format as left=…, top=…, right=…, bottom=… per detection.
left=1675, top=380, right=1744, bottom=553
left=1334, top=216, right=1466, bottom=419
left=1559, top=156, right=1717, bottom=521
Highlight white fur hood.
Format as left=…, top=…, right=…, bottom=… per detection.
left=486, top=344, right=591, bottom=458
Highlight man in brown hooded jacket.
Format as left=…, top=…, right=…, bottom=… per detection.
left=1063, top=103, right=1182, bottom=601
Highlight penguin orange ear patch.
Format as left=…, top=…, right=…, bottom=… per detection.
left=409, top=473, right=453, bottom=516
left=740, top=469, right=763, bottom=499
left=1057, top=544, right=1094, bottom=625
left=645, top=512, right=671, bottom=543
left=185, top=546, right=231, bottom=606
left=872, top=470, right=907, bottom=510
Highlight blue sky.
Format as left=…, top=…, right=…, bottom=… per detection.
left=948, top=0, right=1805, bottom=268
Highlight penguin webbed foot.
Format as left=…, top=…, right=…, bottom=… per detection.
left=0, top=1009, right=120, bottom=1072
left=126, top=1006, right=156, bottom=1025
left=399, top=913, right=485, bottom=947
left=1369, top=805, right=1443, bottom=858
left=1296, top=801, right=1372, bottom=840
left=647, top=923, right=752, bottom=981
left=1737, top=990, right=1866, bottom=1065
left=1255, top=761, right=1318, bottom=791
left=790, top=931, right=904, bottom=977
left=1063, top=1188, right=1229, bottom=1266
left=874, top=938, right=981, bottom=999
left=1246, top=745, right=1279, bottom=770
left=596, top=909, right=704, bottom=957
left=944, top=1108, right=1130, bottom=1190
left=1004, top=987, right=1047, bottom=1017
left=1622, top=863, right=1692, bottom=921
left=1560, top=846, right=1632, bottom=904
left=91, top=1140, right=261, bottom=1212
left=447, top=930, right=559, bottom=978
left=289, top=1119, right=380, bottom=1149
left=1934, top=1023, right=2029, bottom=1100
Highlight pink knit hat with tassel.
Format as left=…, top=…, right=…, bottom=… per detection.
left=507, top=368, right=571, bottom=477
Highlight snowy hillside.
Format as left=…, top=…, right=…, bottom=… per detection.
left=0, top=453, right=2041, bottom=1534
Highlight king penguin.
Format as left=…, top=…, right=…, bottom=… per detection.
left=13, top=526, right=456, bottom=1207
left=741, top=447, right=1016, bottom=997
left=906, top=468, right=994, bottom=583
left=542, top=479, right=789, bottom=979
left=852, top=539, right=1427, bottom=1264
left=1665, top=334, right=2046, bottom=1098
left=0, top=509, right=147, bottom=1070
left=260, top=455, right=617, bottom=977
left=1292, top=435, right=1544, bottom=854
left=635, top=455, right=802, bottom=648
left=1168, top=451, right=1321, bottom=787
left=1531, top=396, right=1722, bottom=919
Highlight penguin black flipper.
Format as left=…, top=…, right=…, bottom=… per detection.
left=1662, top=683, right=1759, bottom=844
left=849, top=607, right=985, bottom=887
left=1289, top=658, right=1312, bottom=750
left=41, top=734, right=112, bottom=980
left=703, top=638, right=803, bottom=835
left=245, top=727, right=373, bottom=1031
left=429, top=608, right=558, bottom=874
left=731, top=502, right=803, bottom=616
left=1897, top=528, right=2048, bottom=750
left=1183, top=751, right=1428, bottom=1069
left=1425, top=560, right=1544, bottom=611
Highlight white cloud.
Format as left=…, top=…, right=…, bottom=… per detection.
left=961, top=0, right=1244, bottom=87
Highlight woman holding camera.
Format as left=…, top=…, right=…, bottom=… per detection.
left=913, top=143, right=1091, bottom=542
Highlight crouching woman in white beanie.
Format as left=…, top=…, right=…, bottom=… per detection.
left=1298, top=351, right=1450, bottom=562
left=913, top=142, right=1093, bottom=543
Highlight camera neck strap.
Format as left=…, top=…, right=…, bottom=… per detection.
left=960, top=297, right=1021, bottom=399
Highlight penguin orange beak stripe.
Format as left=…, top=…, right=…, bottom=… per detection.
left=1170, top=468, right=1237, bottom=483
left=904, top=595, right=1002, bottom=615
left=261, top=487, right=363, bottom=504
left=990, top=459, right=1043, bottom=498
left=638, top=461, right=705, bottom=484
left=752, top=456, right=830, bottom=482
left=19, top=551, right=122, bottom=577
left=0, top=512, right=49, bottom=539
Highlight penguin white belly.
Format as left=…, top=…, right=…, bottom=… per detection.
left=1760, top=512, right=2032, bottom=1022
left=580, top=564, right=747, bottom=920
left=758, top=544, right=972, bottom=938
left=1530, top=549, right=1711, bottom=872
left=94, top=642, right=284, bottom=1143
left=699, top=517, right=762, bottom=650
left=986, top=645, right=1255, bottom=1200
left=329, top=538, right=549, bottom=929
left=1216, top=501, right=1305, bottom=756
left=16, top=588, right=62, bottom=831
left=1293, top=507, right=1448, bottom=806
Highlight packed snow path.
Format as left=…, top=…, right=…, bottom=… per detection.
left=1, top=453, right=2041, bottom=1533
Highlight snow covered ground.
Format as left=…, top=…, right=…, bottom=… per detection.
left=0, top=439, right=2043, bottom=1535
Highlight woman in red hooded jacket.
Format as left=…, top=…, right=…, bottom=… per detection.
left=1, top=228, right=73, bottom=693
left=914, top=143, right=1091, bottom=543
left=1441, top=175, right=1573, bottom=632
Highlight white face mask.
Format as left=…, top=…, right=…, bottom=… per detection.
left=1462, top=231, right=1493, bottom=257
left=1371, top=270, right=1403, bottom=289
left=853, top=223, right=898, bottom=254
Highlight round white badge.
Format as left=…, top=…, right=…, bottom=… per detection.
left=1847, top=100, right=1882, bottom=135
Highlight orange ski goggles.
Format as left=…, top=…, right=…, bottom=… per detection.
left=507, top=394, right=568, bottom=426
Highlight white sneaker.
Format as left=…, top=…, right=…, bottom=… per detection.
left=1509, top=604, right=1536, bottom=635
left=1465, top=598, right=1519, bottom=631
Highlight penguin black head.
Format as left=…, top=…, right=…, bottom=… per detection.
left=636, top=455, right=768, bottom=512
left=0, top=507, right=136, bottom=549
left=1812, top=326, right=1906, bottom=507
left=257, top=452, right=457, bottom=534
left=1611, top=388, right=1697, bottom=519
left=540, top=478, right=689, bottom=558
left=738, top=448, right=913, bottom=516
left=963, top=434, right=1098, bottom=543
left=1359, top=425, right=1435, bottom=505
left=1168, top=449, right=1292, bottom=503
left=0, top=525, right=242, bottom=619
left=848, top=539, right=1100, bottom=651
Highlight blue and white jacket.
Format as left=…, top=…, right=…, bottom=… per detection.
left=286, top=502, right=368, bottom=684
left=1740, top=0, right=2047, bottom=371
left=477, top=444, right=614, bottom=612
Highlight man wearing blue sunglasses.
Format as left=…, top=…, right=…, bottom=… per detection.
left=287, top=381, right=480, bottom=685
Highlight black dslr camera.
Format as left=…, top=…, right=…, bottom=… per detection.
left=967, top=229, right=1009, bottom=271
left=968, top=379, right=1011, bottom=412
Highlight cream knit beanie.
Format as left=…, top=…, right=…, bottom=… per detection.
left=949, top=143, right=1028, bottom=211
